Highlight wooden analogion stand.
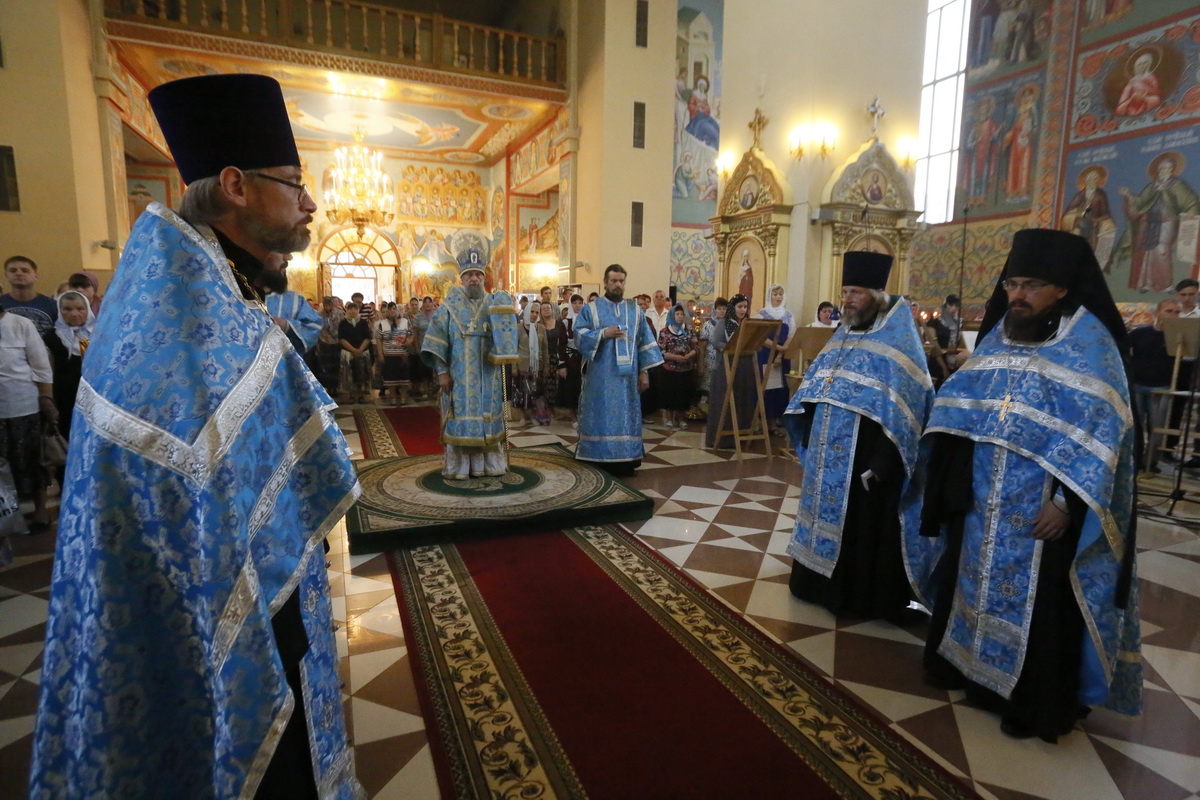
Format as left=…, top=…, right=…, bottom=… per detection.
left=712, top=318, right=781, bottom=460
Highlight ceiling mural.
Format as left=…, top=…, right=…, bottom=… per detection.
left=111, top=41, right=561, bottom=166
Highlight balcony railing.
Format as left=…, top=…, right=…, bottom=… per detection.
left=107, top=0, right=564, bottom=86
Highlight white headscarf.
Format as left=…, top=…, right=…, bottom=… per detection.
left=54, top=290, right=97, bottom=357
left=758, top=283, right=796, bottom=345
left=523, top=303, right=541, bottom=371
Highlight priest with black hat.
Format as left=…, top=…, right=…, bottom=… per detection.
left=783, top=252, right=934, bottom=621
left=30, top=75, right=363, bottom=799
left=903, top=228, right=1142, bottom=743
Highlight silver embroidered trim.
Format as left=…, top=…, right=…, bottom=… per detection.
left=845, top=339, right=933, bottom=390
left=936, top=397, right=1118, bottom=469
left=211, top=558, right=262, bottom=673
left=249, top=411, right=334, bottom=538
left=958, top=354, right=1131, bottom=426
left=809, top=369, right=922, bottom=440
left=78, top=329, right=289, bottom=486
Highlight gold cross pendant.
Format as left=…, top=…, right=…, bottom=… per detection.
left=998, top=393, right=1012, bottom=421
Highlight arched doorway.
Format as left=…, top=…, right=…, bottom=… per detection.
left=317, top=226, right=401, bottom=303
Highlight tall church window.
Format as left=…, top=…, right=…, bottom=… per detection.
left=636, top=0, right=649, bottom=47
left=913, top=0, right=970, bottom=225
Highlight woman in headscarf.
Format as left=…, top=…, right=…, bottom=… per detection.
left=42, top=291, right=96, bottom=439
left=657, top=303, right=698, bottom=429
left=705, top=294, right=756, bottom=448
left=514, top=301, right=550, bottom=425
left=757, top=283, right=796, bottom=435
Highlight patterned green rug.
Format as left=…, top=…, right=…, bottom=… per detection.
left=346, top=444, right=655, bottom=553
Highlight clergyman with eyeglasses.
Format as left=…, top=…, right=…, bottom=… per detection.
left=903, top=228, right=1141, bottom=744
left=29, top=74, right=363, bottom=799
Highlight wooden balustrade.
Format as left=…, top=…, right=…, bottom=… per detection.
left=106, top=0, right=563, bottom=86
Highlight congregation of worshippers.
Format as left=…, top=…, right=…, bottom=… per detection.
left=0, top=72, right=1157, bottom=799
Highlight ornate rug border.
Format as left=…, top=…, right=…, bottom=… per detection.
left=566, top=525, right=980, bottom=800
left=388, top=544, right=589, bottom=800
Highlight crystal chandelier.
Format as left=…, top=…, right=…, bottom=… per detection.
left=324, top=128, right=395, bottom=237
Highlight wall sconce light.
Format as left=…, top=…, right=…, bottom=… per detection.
left=788, top=124, right=810, bottom=161
left=813, top=122, right=837, bottom=157
left=896, top=137, right=916, bottom=168
left=790, top=122, right=837, bottom=160
left=535, top=262, right=558, bottom=279
left=716, top=152, right=734, bottom=179
left=411, top=256, right=434, bottom=274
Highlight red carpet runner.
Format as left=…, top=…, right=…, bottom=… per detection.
left=389, top=526, right=979, bottom=800
left=354, top=405, right=443, bottom=457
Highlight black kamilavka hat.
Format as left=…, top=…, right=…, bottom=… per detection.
left=842, top=251, right=893, bottom=291
left=148, top=74, right=300, bottom=185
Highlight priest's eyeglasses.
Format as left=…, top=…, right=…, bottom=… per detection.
left=246, top=171, right=310, bottom=203
left=1001, top=278, right=1051, bottom=293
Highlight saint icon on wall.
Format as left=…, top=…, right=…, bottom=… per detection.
left=1112, top=151, right=1200, bottom=292
left=861, top=170, right=887, bottom=205
left=1102, top=44, right=1183, bottom=120
left=726, top=239, right=765, bottom=309
left=738, top=175, right=759, bottom=210
left=1060, top=165, right=1116, bottom=266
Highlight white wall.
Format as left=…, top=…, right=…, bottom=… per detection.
left=718, top=0, right=926, bottom=319
left=0, top=0, right=111, bottom=288
left=573, top=0, right=676, bottom=297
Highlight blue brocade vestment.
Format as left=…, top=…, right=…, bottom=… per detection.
left=30, top=204, right=364, bottom=799
left=421, top=286, right=518, bottom=448
left=575, top=297, right=664, bottom=463
left=785, top=298, right=934, bottom=577
left=902, top=307, right=1142, bottom=714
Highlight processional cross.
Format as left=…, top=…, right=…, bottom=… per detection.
left=867, top=96, right=886, bottom=137
left=748, top=108, right=769, bottom=149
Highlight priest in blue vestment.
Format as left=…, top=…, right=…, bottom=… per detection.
left=30, top=75, right=364, bottom=799
left=783, top=252, right=934, bottom=621
left=421, top=249, right=518, bottom=479
left=903, top=229, right=1141, bottom=742
left=574, top=264, right=663, bottom=476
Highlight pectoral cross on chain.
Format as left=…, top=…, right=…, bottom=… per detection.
left=998, top=393, right=1013, bottom=421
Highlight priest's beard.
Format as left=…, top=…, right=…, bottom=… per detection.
left=1003, top=304, right=1062, bottom=342
left=604, top=288, right=624, bottom=302
left=841, top=296, right=881, bottom=329
left=260, top=268, right=288, bottom=295
left=245, top=212, right=311, bottom=255
left=465, top=286, right=485, bottom=300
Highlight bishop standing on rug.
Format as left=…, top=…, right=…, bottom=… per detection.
left=784, top=252, right=934, bottom=621
left=574, top=264, right=664, bottom=476
left=30, top=74, right=364, bottom=799
left=903, top=229, right=1141, bottom=742
left=422, top=249, right=518, bottom=480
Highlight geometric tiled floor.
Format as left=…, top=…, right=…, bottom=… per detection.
left=3, top=404, right=1200, bottom=799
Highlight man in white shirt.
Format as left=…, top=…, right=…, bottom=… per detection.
left=645, top=289, right=672, bottom=334
left=0, top=289, right=56, bottom=533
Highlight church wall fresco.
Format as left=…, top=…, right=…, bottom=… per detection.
left=671, top=0, right=723, bottom=300
left=920, top=0, right=1200, bottom=313
left=956, top=70, right=1046, bottom=220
